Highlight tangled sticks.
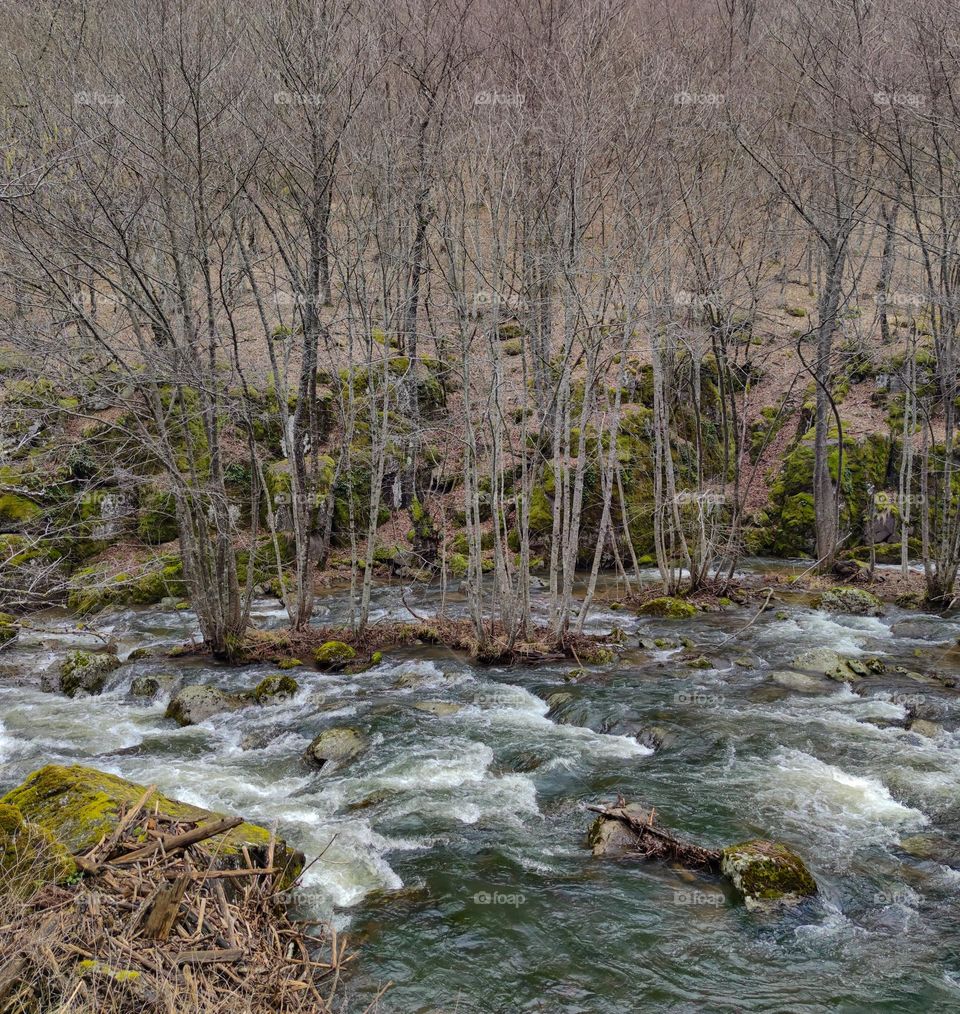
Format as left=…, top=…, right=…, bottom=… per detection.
left=586, top=802, right=722, bottom=872
left=0, top=787, right=376, bottom=1014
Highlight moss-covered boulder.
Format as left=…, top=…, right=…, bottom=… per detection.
left=58, top=650, right=122, bottom=698
left=253, top=673, right=299, bottom=704
left=0, top=801, right=77, bottom=892
left=303, top=727, right=366, bottom=770
left=639, top=597, right=697, bottom=619
left=165, top=684, right=245, bottom=726
left=136, top=489, right=179, bottom=544
left=0, top=612, right=18, bottom=645
left=813, top=586, right=883, bottom=617
left=313, top=640, right=356, bottom=671
left=720, top=839, right=817, bottom=910
left=0, top=765, right=302, bottom=887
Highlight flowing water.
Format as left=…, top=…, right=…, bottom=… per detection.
left=2, top=566, right=960, bottom=1012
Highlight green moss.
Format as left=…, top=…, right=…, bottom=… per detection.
left=136, top=490, right=178, bottom=544
left=253, top=673, right=299, bottom=703
left=1, top=765, right=302, bottom=889
left=449, top=552, right=469, bottom=577
left=314, top=640, right=357, bottom=670
left=59, top=650, right=122, bottom=697
left=277, top=658, right=302, bottom=670
left=784, top=305, right=807, bottom=317
left=639, top=597, right=697, bottom=619
left=721, top=839, right=817, bottom=908
left=67, top=555, right=186, bottom=614
left=0, top=801, right=77, bottom=891
left=0, top=493, right=40, bottom=525
left=813, top=587, right=883, bottom=617
left=528, top=483, right=553, bottom=536
left=0, top=612, right=17, bottom=645
left=503, top=339, right=523, bottom=356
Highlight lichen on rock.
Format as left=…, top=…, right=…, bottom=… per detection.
left=720, top=839, right=817, bottom=910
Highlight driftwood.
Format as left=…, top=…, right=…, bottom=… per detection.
left=588, top=801, right=722, bottom=872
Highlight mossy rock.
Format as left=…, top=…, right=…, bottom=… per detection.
left=165, top=684, right=245, bottom=726
left=720, top=839, right=817, bottom=910
left=639, top=597, right=697, bottom=619
left=449, top=552, right=469, bottom=577
left=58, top=650, right=122, bottom=698
left=314, top=640, right=356, bottom=670
left=303, top=727, right=366, bottom=770
left=527, top=483, right=554, bottom=536
left=813, top=587, right=883, bottom=617
left=253, top=673, right=299, bottom=704
left=0, top=493, right=41, bottom=527
left=136, top=490, right=178, bottom=544
left=277, top=658, right=302, bottom=670
left=0, top=801, right=77, bottom=892
left=0, top=612, right=17, bottom=645
left=0, top=765, right=303, bottom=888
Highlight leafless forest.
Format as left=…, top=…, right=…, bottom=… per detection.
left=1, top=0, right=959, bottom=657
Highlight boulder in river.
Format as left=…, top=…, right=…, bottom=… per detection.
left=413, top=700, right=461, bottom=716
left=638, top=596, right=697, bottom=619
left=303, top=726, right=366, bottom=769
left=906, top=717, right=941, bottom=739
left=253, top=673, right=299, bottom=704
left=58, top=649, right=122, bottom=698
left=165, top=684, right=246, bottom=726
left=129, top=672, right=180, bottom=699
left=586, top=803, right=654, bottom=855
left=792, top=648, right=883, bottom=682
left=0, top=764, right=303, bottom=888
left=812, top=587, right=883, bottom=617
left=720, top=840, right=817, bottom=910
left=313, top=640, right=356, bottom=671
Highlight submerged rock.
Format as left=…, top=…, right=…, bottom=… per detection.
left=313, top=640, right=356, bottom=671
left=638, top=597, right=697, bottom=619
left=412, top=700, right=461, bottom=716
left=0, top=764, right=303, bottom=888
left=906, top=718, right=941, bottom=739
left=813, top=587, right=883, bottom=617
left=720, top=840, right=817, bottom=910
left=57, top=650, right=122, bottom=698
left=129, top=672, right=180, bottom=699
left=304, top=726, right=366, bottom=769
left=792, top=649, right=883, bottom=682
left=165, top=684, right=245, bottom=726
left=769, top=670, right=830, bottom=694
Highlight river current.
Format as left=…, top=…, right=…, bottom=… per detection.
left=1, top=565, right=959, bottom=1012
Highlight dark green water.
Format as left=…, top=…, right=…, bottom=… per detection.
left=2, top=569, right=959, bottom=1012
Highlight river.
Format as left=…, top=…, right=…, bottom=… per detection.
left=1, top=566, right=959, bottom=1012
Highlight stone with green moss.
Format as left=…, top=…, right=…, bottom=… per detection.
left=528, top=484, right=554, bottom=536
left=720, top=839, right=817, bottom=910
left=253, top=673, right=299, bottom=704
left=0, top=764, right=303, bottom=888
left=129, top=672, right=179, bottom=699
left=136, top=489, right=178, bottom=544
left=277, top=657, right=302, bottom=670
left=0, top=612, right=17, bottom=645
left=0, top=493, right=41, bottom=526
left=813, top=586, right=883, bottom=617
left=165, top=684, right=245, bottom=725
left=639, top=597, right=697, bottom=619
left=449, top=552, right=469, bottom=577
left=314, top=640, right=357, bottom=670
left=0, top=801, right=77, bottom=892
left=57, top=650, right=122, bottom=698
